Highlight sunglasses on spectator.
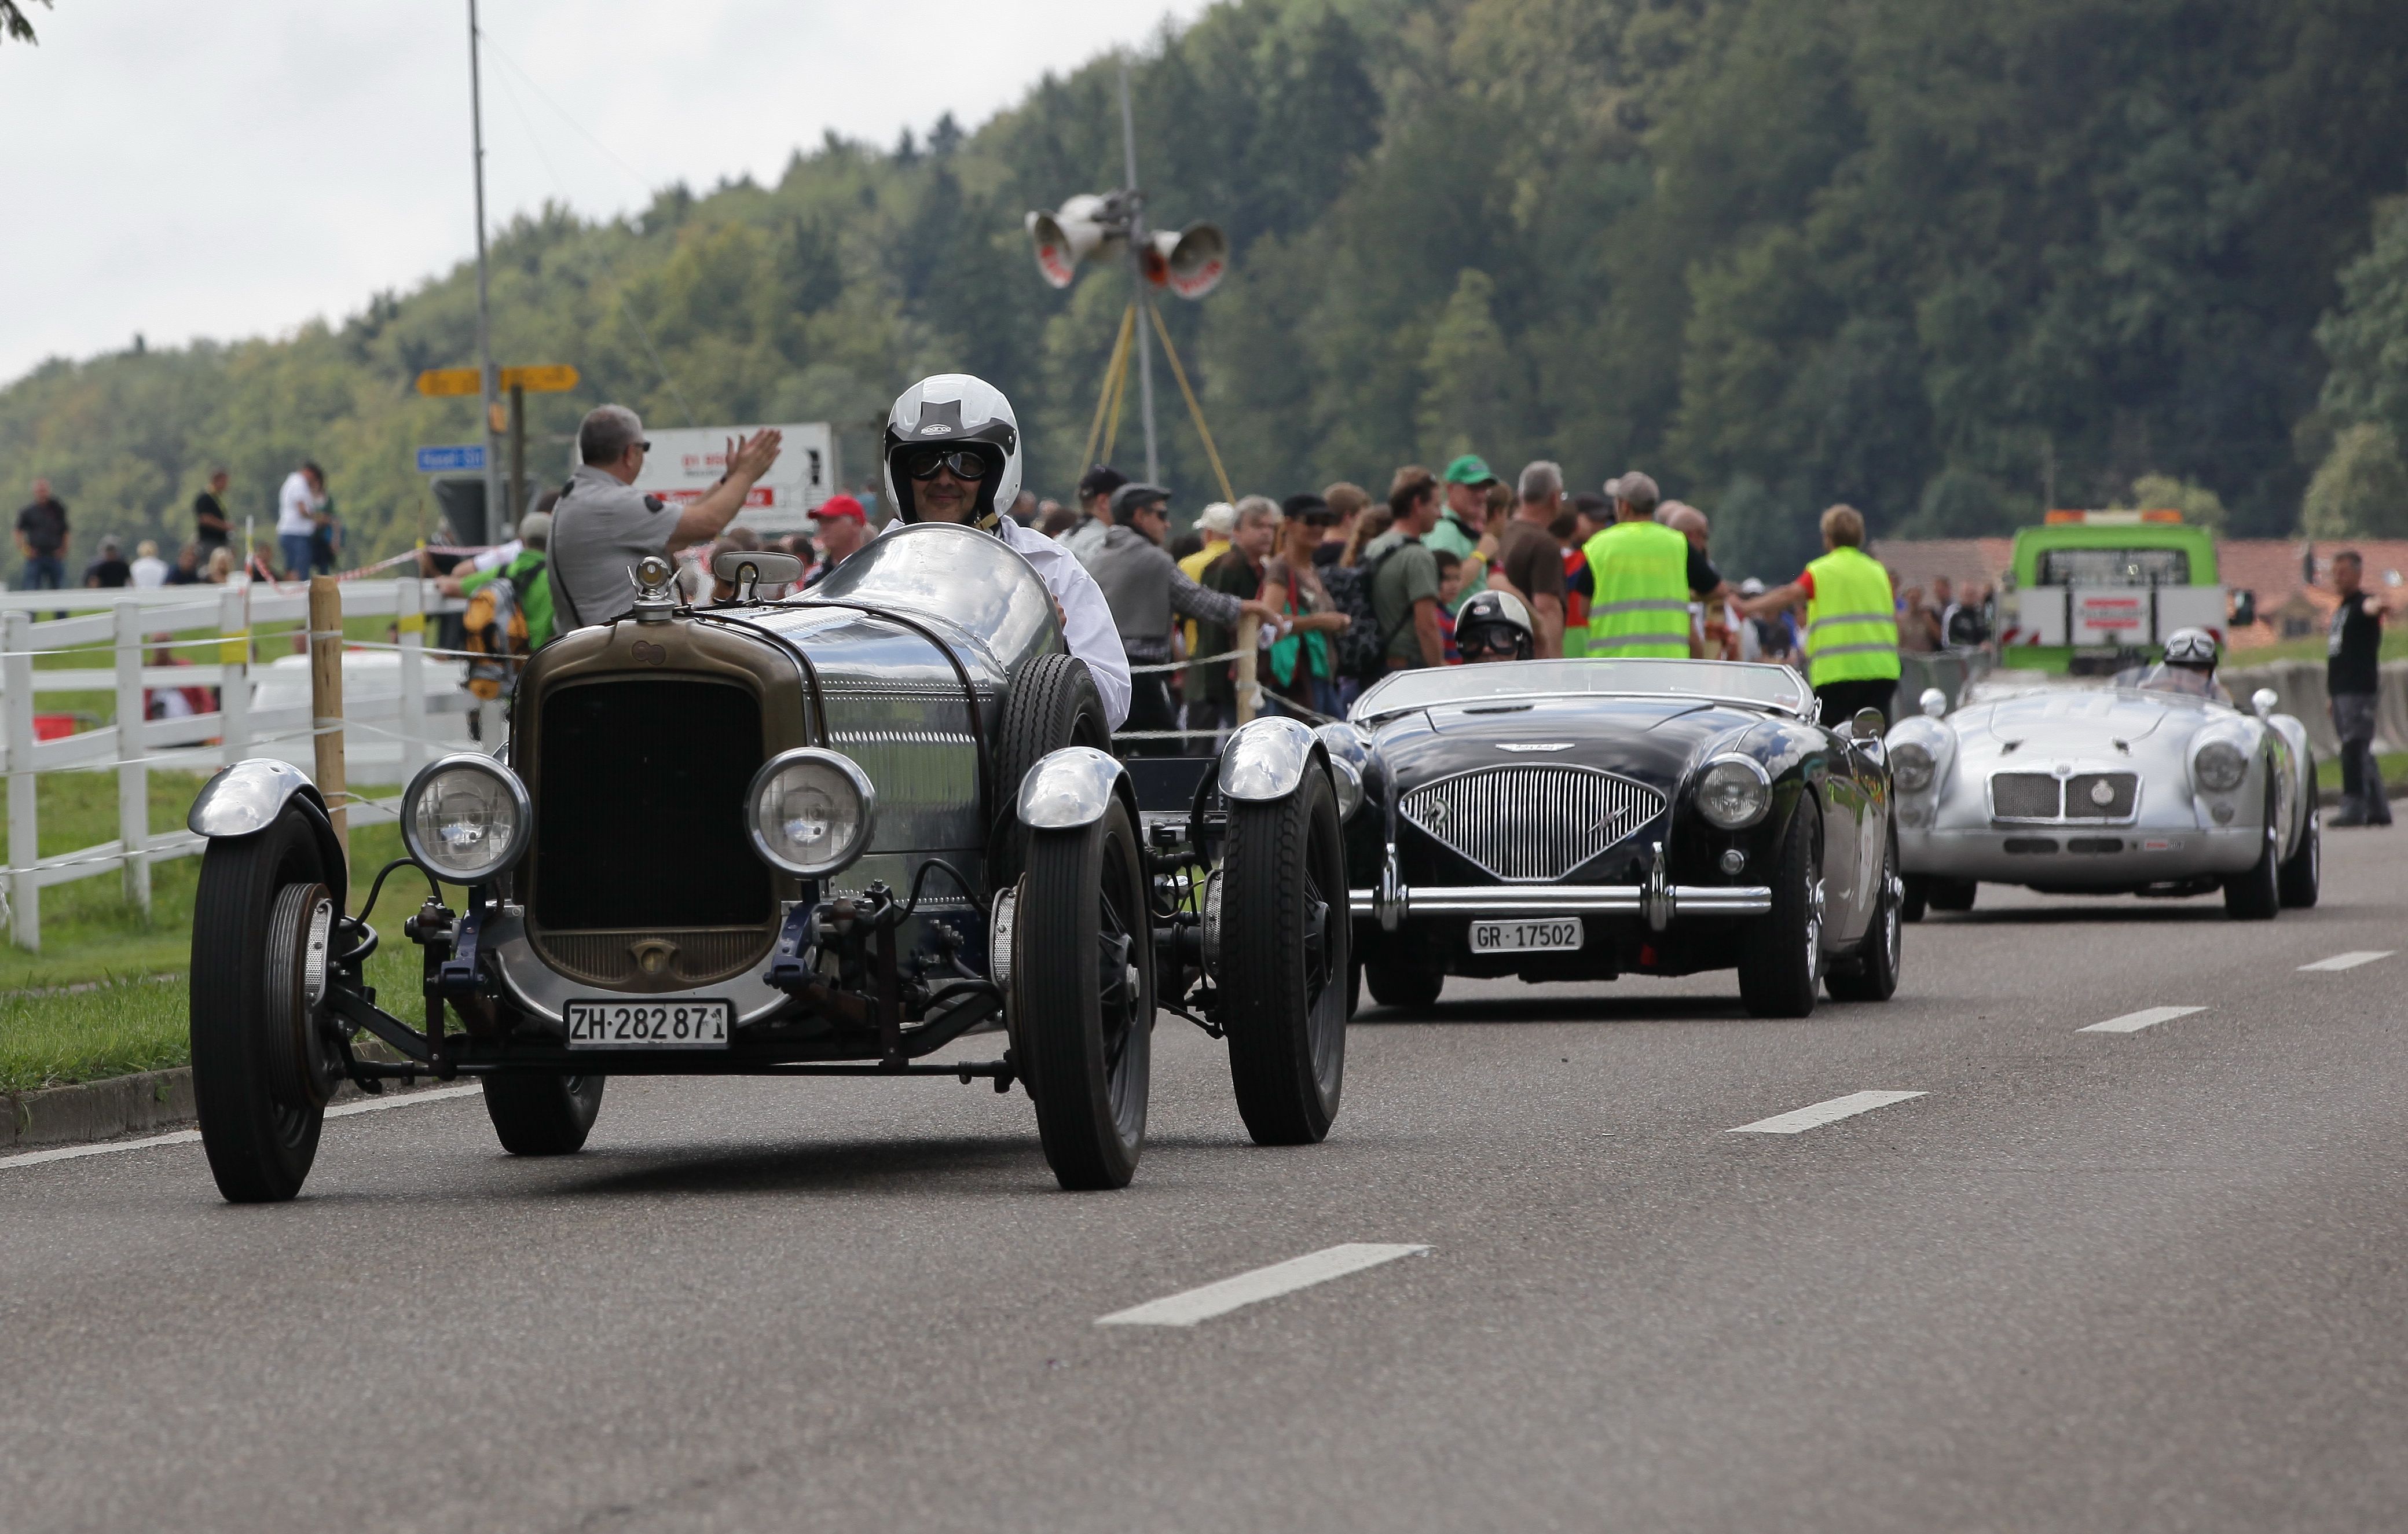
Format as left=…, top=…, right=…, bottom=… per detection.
left=904, top=449, right=987, bottom=480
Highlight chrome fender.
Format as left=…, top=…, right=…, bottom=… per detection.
left=185, top=758, right=347, bottom=906
left=1017, top=746, right=1131, bottom=831
left=1219, top=715, right=1322, bottom=803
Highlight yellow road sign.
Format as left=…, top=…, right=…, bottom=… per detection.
left=415, top=364, right=580, bottom=398
left=502, top=364, right=578, bottom=393
left=415, top=368, right=481, bottom=398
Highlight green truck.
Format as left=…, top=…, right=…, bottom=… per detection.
left=1996, top=511, right=2226, bottom=674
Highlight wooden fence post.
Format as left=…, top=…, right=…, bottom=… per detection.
left=113, top=600, right=151, bottom=916
left=397, top=575, right=427, bottom=781
left=1234, top=614, right=1262, bottom=725
left=308, top=577, right=349, bottom=865
left=218, top=583, right=250, bottom=764
left=5, top=610, right=38, bottom=951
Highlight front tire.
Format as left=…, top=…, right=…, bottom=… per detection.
left=1018, top=799, right=1153, bottom=1190
left=1827, top=826, right=1902, bottom=1003
left=2225, top=783, right=2282, bottom=920
left=1221, top=766, right=1348, bottom=1146
left=2279, top=791, right=2321, bottom=909
left=990, top=654, right=1112, bottom=889
left=1364, top=960, right=1443, bottom=1010
left=1926, top=876, right=1976, bottom=913
left=483, top=1074, right=606, bottom=1155
left=1899, top=874, right=1929, bottom=923
left=190, top=804, right=334, bottom=1203
left=1739, top=804, right=1823, bottom=1018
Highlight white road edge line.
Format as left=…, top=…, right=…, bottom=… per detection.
left=2299, top=950, right=2394, bottom=972
left=1097, top=1243, right=1430, bottom=1327
left=2079, top=1005, right=2207, bottom=1034
left=0, top=1084, right=484, bottom=1172
left=1727, top=1090, right=1926, bottom=1135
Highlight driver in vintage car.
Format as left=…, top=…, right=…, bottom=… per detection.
left=877, top=373, right=1131, bottom=729
left=2120, top=626, right=2229, bottom=702
left=1455, top=589, right=1537, bottom=663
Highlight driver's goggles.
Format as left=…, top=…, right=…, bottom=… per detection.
left=1462, top=631, right=1523, bottom=656
left=903, top=448, right=988, bottom=480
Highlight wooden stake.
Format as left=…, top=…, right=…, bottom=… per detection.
left=308, top=576, right=349, bottom=864
left=1234, top=614, right=1261, bottom=725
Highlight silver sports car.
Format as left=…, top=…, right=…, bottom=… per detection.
left=1882, top=670, right=2318, bottom=920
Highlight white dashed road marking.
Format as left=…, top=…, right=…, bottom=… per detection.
left=2080, top=1005, right=2207, bottom=1034
left=2299, top=951, right=2394, bottom=972
left=0, top=1084, right=484, bottom=1172
left=1098, top=1243, right=1430, bottom=1327
left=1727, top=1091, right=1926, bottom=1135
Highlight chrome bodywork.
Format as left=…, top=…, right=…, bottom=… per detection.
left=1887, top=683, right=2311, bottom=889
left=1018, top=746, right=1127, bottom=830
left=188, top=758, right=324, bottom=838
left=1221, top=715, right=1320, bottom=803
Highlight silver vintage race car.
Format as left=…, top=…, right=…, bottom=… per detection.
left=1883, top=666, right=2319, bottom=920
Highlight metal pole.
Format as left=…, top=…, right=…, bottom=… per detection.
left=468, top=0, right=504, bottom=540
left=509, top=381, right=526, bottom=533
left=1119, top=64, right=1159, bottom=486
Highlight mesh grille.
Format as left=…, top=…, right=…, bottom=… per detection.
left=1401, top=765, right=1664, bottom=882
left=1990, top=773, right=2061, bottom=820
left=537, top=928, right=774, bottom=988
left=2065, top=773, right=2139, bottom=820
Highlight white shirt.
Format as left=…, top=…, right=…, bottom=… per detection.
left=130, top=555, right=170, bottom=589
left=276, top=471, right=317, bottom=537
left=878, top=516, right=1131, bottom=729
left=470, top=538, right=523, bottom=575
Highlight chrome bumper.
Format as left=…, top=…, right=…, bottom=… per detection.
left=1351, top=841, right=1769, bottom=932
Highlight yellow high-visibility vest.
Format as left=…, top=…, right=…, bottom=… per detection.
left=1803, top=546, right=1901, bottom=684
left=1580, top=519, right=1692, bottom=658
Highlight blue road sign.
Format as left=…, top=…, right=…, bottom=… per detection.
left=415, top=444, right=487, bottom=474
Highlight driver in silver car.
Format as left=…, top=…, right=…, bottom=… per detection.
left=2124, top=625, right=2229, bottom=701
left=875, top=374, right=1131, bottom=730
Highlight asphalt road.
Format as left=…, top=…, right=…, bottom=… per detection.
left=6, top=828, right=2407, bottom=1532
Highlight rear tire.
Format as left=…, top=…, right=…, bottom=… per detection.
left=483, top=1074, right=606, bottom=1155
left=2224, top=783, right=2282, bottom=920
left=190, top=805, right=333, bottom=1203
left=1739, top=805, right=1823, bottom=1018
left=1221, top=767, right=1348, bottom=1146
left=2279, top=787, right=2320, bottom=910
left=990, top=654, right=1111, bottom=889
left=1826, top=827, right=1902, bottom=1003
left=1927, top=877, right=1977, bottom=913
left=1018, top=799, right=1152, bottom=1190
left=1364, top=960, right=1443, bottom=1010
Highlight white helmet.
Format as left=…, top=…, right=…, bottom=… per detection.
left=2162, top=626, right=2218, bottom=670
left=882, top=374, right=1022, bottom=531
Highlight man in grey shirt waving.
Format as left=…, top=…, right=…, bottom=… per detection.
left=547, top=405, right=782, bottom=629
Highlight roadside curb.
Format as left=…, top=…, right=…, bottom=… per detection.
left=3, top=1063, right=461, bottom=1152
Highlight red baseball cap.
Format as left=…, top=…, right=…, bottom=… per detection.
left=815, top=494, right=866, bottom=522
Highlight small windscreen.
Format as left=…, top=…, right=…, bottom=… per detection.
left=2035, top=547, right=2190, bottom=586
left=1353, top=659, right=1809, bottom=720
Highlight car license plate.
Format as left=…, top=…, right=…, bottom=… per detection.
left=1469, top=918, right=1583, bottom=953
left=565, top=999, right=732, bottom=1049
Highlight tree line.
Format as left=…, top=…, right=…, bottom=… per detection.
left=6, top=0, right=2408, bottom=581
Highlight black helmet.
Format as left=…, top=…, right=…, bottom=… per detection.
left=882, top=375, right=1021, bottom=530
left=1456, top=589, right=1535, bottom=661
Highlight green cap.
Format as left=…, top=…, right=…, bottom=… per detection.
left=1441, top=453, right=1497, bottom=486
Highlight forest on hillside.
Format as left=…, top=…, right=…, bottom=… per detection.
left=8, top=0, right=2408, bottom=579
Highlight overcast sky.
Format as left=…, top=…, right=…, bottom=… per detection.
left=0, top=0, right=1207, bottom=387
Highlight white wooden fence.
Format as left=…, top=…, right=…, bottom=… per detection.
left=0, top=578, right=475, bottom=951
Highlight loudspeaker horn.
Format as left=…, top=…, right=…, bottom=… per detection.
left=1024, top=194, right=1124, bottom=289
left=1140, top=222, right=1229, bottom=299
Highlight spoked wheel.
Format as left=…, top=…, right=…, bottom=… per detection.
left=2224, top=783, right=2282, bottom=920
left=483, top=1073, right=607, bottom=1155
left=1827, top=825, right=1903, bottom=1003
left=1738, top=804, right=1824, bottom=1018
left=1017, top=799, right=1153, bottom=1190
left=1221, top=766, right=1349, bottom=1146
left=2279, top=776, right=2320, bottom=909
left=190, top=803, right=344, bottom=1203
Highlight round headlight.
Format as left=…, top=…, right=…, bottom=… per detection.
left=746, top=748, right=876, bottom=878
left=401, top=754, right=530, bottom=883
left=1890, top=741, right=1936, bottom=794
left=1696, top=756, right=1772, bottom=830
left=2194, top=739, right=2248, bottom=794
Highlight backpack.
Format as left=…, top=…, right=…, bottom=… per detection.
left=462, top=560, right=541, bottom=700
left=1326, top=539, right=1409, bottom=684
